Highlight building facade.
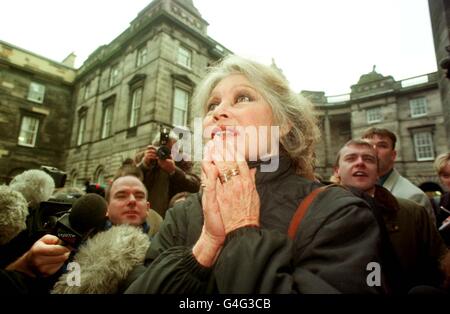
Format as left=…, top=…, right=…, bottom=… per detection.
left=0, top=0, right=448, bottom=191
left=65, top=0, right=229, bottom=187
left=0, top=41, right=76, bottom=184
left=307, top=68, right=448, bottom=190
left=428, top=0, right=450, bottom=155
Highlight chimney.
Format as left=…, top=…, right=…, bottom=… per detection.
left=62, top=52, right=76, bottom=68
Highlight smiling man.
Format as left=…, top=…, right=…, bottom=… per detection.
left=334, top=139, right=449, bottom=293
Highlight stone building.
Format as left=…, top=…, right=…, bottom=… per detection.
left=1, top=0, right=448, bottom=192
left=0, top=41, right=76, bottom=184
left=65, top=0, right=229, bottom=187
left=307, top=68, right=448, bottom=190
left=428, top=0, right=450, bottom=155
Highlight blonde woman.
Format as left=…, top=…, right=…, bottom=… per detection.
left=125, top=55, right=385, bottom=294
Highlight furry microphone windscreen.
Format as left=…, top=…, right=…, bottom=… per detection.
left=51, top=225, right=150, bottom=294
left=0, top=185, right=29, bottom=245
left=9, top=169, right=55, bottom=209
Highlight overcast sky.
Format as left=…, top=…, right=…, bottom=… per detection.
left=0, top=0, right=437, bottom=95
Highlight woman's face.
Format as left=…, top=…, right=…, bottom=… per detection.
left=439, top=161, right=450, bottom=190
left=202, top=74, right=275, bottom=161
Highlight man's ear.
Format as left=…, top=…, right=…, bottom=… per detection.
left=392, top=149, right=397, bottom=161
left=333, top=166, right=340, bottom=178
left=146, top=201, right=150, bottom=210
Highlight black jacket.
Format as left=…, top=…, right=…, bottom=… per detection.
left=125, top=156, right=384, bottom=294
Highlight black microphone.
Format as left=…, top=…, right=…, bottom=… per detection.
left=52, top=193, right=107, bottom=247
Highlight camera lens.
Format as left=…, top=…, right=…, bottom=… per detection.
left=157, top=146, right=171, bottom=160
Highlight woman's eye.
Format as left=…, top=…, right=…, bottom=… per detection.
left=236, top=95, right=250, bottom=103
left=207, top=103, right=218, bottom=112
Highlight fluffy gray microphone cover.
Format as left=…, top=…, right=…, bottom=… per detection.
left=51, top=224, right=150, bottom=294
left=0, top=185, right=29, bottom=245
left=9, top=169, right=55, bottom=209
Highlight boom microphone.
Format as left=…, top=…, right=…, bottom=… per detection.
left=52, top=193, right=108, bottom=247
left=52, top=224, right=150, bottom=294
left=9, top=169, right=55, bottom=210
left=0, top=185, right=29, bottom=245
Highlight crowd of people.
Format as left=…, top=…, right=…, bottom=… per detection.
left=1, top=55, right=449, bottom=295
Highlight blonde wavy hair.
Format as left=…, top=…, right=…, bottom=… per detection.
left=192, top=55, right=320, bottom=179
left=434, top=152, right=450, bottom=175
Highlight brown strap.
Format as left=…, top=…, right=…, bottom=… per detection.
left=288, top=185, right=335, bottom=240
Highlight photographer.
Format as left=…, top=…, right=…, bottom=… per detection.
left=137, top=127, right=200, bottom=218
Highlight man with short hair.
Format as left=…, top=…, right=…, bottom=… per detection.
left=334, top=139, right=449, bottom=292
left=361, top=127, right=435, bottom=224
left=105, top=175, right=162, bottom=238
left=106, top=175, right=150, bottom=227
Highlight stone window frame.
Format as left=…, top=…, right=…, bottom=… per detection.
left=27, top=81, right=46, bottom=104
left=409, top=96, right=428, bottom=118
left=17, top=113, right=41, bottom=147
left=76, top=107, right=88, bottom=146
left=172, top=87, right=190, bottom=127
left=109, top=63, right=120, bottom=87
left=136, top=45, right=148, bottom=68
left=101, top=95, right=115, bottom=139
left=84, top=80, right=92, bottom=100
left=127, top=74, right=146, bottom=130
left=409, top=126, right=435, bottom=161
left=94, top=165, right=106, bottom=185
left=366, top=107, right=382, bottom=124
left=177, top=45, right=192, bottom=69
left=171, top=75, right=194, bottom=129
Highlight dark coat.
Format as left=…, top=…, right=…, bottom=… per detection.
left=139, top=159, right=200, bottom=218
left=125, top=156, right=385, bottom=294
left=374, top=186, right=448, bottom=290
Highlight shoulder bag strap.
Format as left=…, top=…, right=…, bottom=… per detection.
left=288, top=184, right=339, bottom=240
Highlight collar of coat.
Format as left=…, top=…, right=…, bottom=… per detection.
left=374, top=185, right=400, bottom=213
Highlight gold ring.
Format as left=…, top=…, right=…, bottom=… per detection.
left=219, top=167, right=240, bottom=184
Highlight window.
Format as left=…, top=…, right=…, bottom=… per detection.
left=27, top=82, right=45, bottom=103
left=70, top=172, right=78, bottom=187
left=77, top=114, right=86, bottom=146
left=410, top=97, right=427, bottom=118
left=413, top=131, right=434, bottom=161
left=366, top=107, right=382, bottom=124
left=172, top=88, right=189, bottom=127
left=129, top=88, right=142, bottom=128
left=18, top=116, right=39, bottom=147
left=136, top=46, right=148, bottom=67
left=109, top=64, right=119, bottom=87
left=177, top=46, right=191, bottom=68
left=84, top=81, right=92, bottom=100
left=95, top=167, right=105, bottom=185
left=101, top=105, right=113, bottom=139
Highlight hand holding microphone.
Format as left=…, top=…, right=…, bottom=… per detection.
left=6, top=234, right=70, bottom=277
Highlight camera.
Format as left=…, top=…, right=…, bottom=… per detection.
left=26, top=198, right=74, bottom=244
left=157, top=125, right=172, bottom=160
left=40, top=166, right=67, bottom=188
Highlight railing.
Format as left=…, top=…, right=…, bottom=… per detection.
left=322, top=72, right=437, bottom=105
left=326, top=94, right=350, bottom=104
left=400, top=74, right=429, bottom=88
